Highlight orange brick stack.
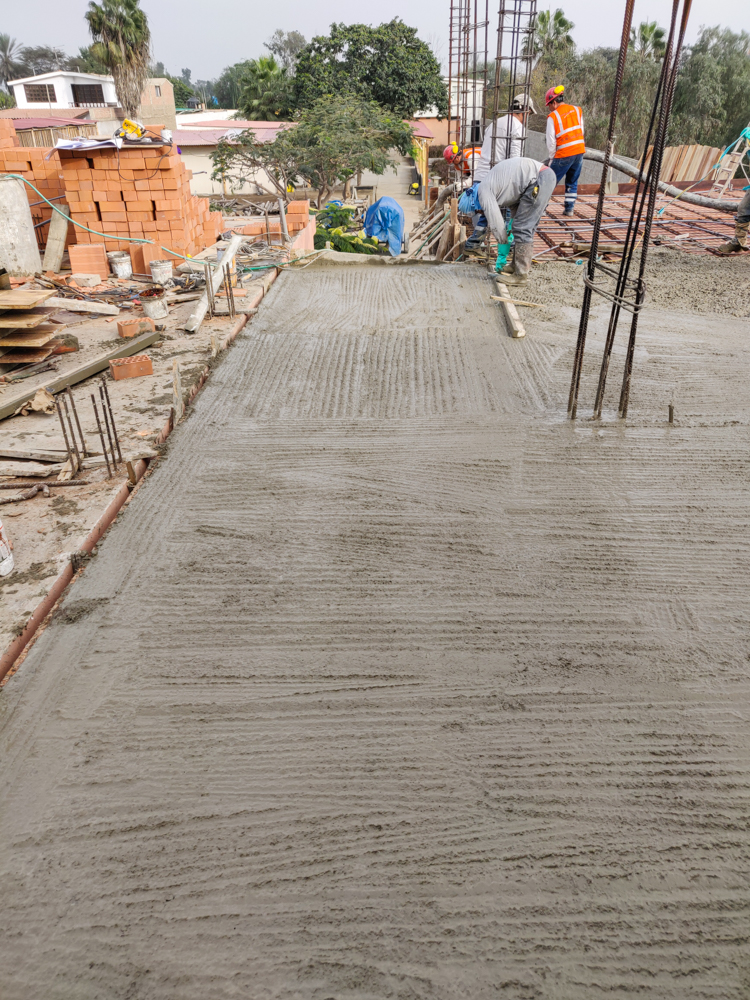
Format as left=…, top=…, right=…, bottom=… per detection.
left=59, top=136, right=222, bottom=270
left=232, top=200, right=311, bottom=239
left=0, top=119, right=73, bottom=246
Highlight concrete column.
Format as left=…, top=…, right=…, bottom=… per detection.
left=0, top=176, right=42, bottom=276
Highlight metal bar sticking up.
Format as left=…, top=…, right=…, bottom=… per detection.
left=91, top=395, right=113, bottom=479
left=489, top=2, right=537, bottom=167
left=203, top=262, right=214, bottom=319
left=60, top=392, right=81, bottom=473
left=98, top=384, right=117, bottom=470
left=567, top=0, right=692, bottom=421
left=100, top=377, right=123, bottom=464
left=54, top=396, right=75, bottom=472
left=65, top=387, right=88, bottom=457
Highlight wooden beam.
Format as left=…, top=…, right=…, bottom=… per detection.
left=495, top=280, right=526, bottom=339
left=0, top=329, right=160, bottom=421
left=184, top=235, right=244, bottom=334
left=45, top=297, right=119, bottom=316
left=41, top=202, right=70, bottom=273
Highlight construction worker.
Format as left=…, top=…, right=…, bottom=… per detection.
left=477, top=157, right=556, bottom=286
left=545, top=84, right=585, bottom=216
left=443, top=142, right=482, bottom=180
left=717, top=189, right=750, bottom=253
left=463, top=94, right=537, bottom=253
left=474, top=93, right=538, bottom=183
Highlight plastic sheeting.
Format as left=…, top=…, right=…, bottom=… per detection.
left=364, top=196, right=405, bottom=257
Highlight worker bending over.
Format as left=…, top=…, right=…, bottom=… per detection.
left=477, top=157, right=556, bottom=286
left=545, top=85, right=585, bottom=216
left=717, top=189, right=750, bottom=254
left=443, top=142, right=482, bottom=180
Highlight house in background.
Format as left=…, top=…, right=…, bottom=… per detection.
left=8, top=71, right=176, bottom=134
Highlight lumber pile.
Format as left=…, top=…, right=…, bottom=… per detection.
left=0, top=288, right=72, bottom=376
left=641, top=143, right=721, bottom=184
left=407, top=194, right=466, bottom=261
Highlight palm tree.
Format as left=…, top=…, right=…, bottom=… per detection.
left=0, top=34, right=27, bottom=90
left=85, top=0, right=151, bottom=118
left=237, top=56, right=291, bottom=121
left=528, top=8, right=576, bottom=61
left=630, top=21, right=667, bottom=61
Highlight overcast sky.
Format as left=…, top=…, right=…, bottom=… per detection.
left=4, top=1, right=748, bottom=82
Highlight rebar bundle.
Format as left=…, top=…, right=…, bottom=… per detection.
left=447, top=1, right=537, bottom=184
left=568, top=0, right=693, bottom=421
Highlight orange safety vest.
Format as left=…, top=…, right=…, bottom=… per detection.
left=458, top=146, right=482, bottom=176
left=550, top=104, right=585, bottom=158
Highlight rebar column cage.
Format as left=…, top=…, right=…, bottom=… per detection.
left=447, top=1, right=537, bottom=184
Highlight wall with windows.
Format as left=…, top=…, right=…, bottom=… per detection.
left=10, top=72, right=118, bottom=111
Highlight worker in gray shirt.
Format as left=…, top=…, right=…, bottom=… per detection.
left=477, top=157, right=556, bottom=286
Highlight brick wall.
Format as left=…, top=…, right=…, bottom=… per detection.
left=58, top=136, right=222, bottom=261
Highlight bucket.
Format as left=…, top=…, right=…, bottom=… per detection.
left=149, top=259, right=174, bottom=284
left=107, top=250, right=132, bottom=279
left=0, top=519, right=14, bottom=577
left=140, top=287, right=169, bottom=320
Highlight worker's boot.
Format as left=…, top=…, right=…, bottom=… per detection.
left=464, top=225, right=487, bottom=254
left=717, top=219, right=749, bottom=254
left=500, top=241, right=533, bottom=285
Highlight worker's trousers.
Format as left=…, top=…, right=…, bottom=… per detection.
left=550, top=153, right=583, bottom=212
left=511, top=166, right=556, bottom=244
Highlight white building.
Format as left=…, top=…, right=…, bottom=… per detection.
left=10, top=71, right=118, bottom=111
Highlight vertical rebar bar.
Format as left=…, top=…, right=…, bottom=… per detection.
left=60, top=392, right=81, bottom=472
left=100, top=377, right=122, bottom=463
left=65, top=387, right=87, bottom=458
left=204, top=262, right=213, bottom=318
left=98, top=384, right=117, bottom=469
left=54, top=396, right=74, bottom=471
left=91, top=395, right=112, bottom=478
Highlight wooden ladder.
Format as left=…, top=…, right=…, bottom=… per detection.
left=709, top=124, right=750, bottom=197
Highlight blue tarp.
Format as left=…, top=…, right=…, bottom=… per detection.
left=364, top=196, right=405, bottom=256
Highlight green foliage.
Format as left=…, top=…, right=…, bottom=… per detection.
left=672, top=27, right=750, bottom=149
left=86, top=0, right=151, bottom=118
left=237, top=55, right=293, bottom=121
left=0, top=89, right=16, bottom=109
left=68, top=45, right=110, bottom=74
left=264, top=30, right=307, bottom=73
left=314, top=228, right=381, bottom=253
left=292, top=19, right=448, bottom=118
left=20, top=45, right=68, bottom=75
left=630, top=22, right=667, bottom=61
left=528, top=8, right=575, bottom=61
left=0, top=34, right=26, bottom=89
left=213, top=61, right=254, bottom=109
left=169, top=75, right=195, bottom=107
left=315, top=204, right=356, bottom=229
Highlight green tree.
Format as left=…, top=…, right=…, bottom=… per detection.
left=169, top=75, right=195, bottom=107
left=237, top=55, right=292, bottom=120
left=20, top=45, right=68, bottom=75
left=672, top=27, right=750, bottom=148
left=292, top=20, right=448, bottom=117
left=68, top=45, right=110, bottom=74
left=264, top=30, right=307, bottom=73
left=530, top=8, right=575, bottom=61
left=213, top=60, right=254, bottom=108
left=0, top=34, right=26, bottom=90
left=85, top=0, right=151, bottom=119
left=630, top=21, right=667, bottom=61
left=212, top=92, right=416, bottom=207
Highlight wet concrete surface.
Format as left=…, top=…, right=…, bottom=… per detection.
left=1, top=260, right=749, bottom=999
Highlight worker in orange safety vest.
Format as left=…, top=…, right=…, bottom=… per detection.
left=545, top=85, right=585, bottom=216
left=443, top=142, right=482, bottom=181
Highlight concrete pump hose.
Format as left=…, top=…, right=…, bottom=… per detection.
left=583, top=149, right=739, bottom=213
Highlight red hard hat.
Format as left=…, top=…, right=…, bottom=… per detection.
left=443, top=143, right=459, bottom=162
left=545, top=85, right=565, bottom=106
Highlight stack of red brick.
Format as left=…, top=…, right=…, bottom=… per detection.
left=229, top=200, right=311, bottom=240
left=59, top=135, right=222, bottom=271
left=0, top=119, right=73, bottom=246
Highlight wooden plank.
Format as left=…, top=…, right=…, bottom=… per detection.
left=0, top=345, right=56, bottom=364
left=0, top=329, right=160, bottom=421
left=0, top=289, right=54, bottom=311
left=45, top=297, right=119, bottom=316
left=495, top=279, right=526, bottom=339
left=0, top=448, right=68, bottom=463
left=0, top=325, right=61, bottom=348
left=41, top=202, right=70, bottom=273
left=0, top=308, right=54, bottom=329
